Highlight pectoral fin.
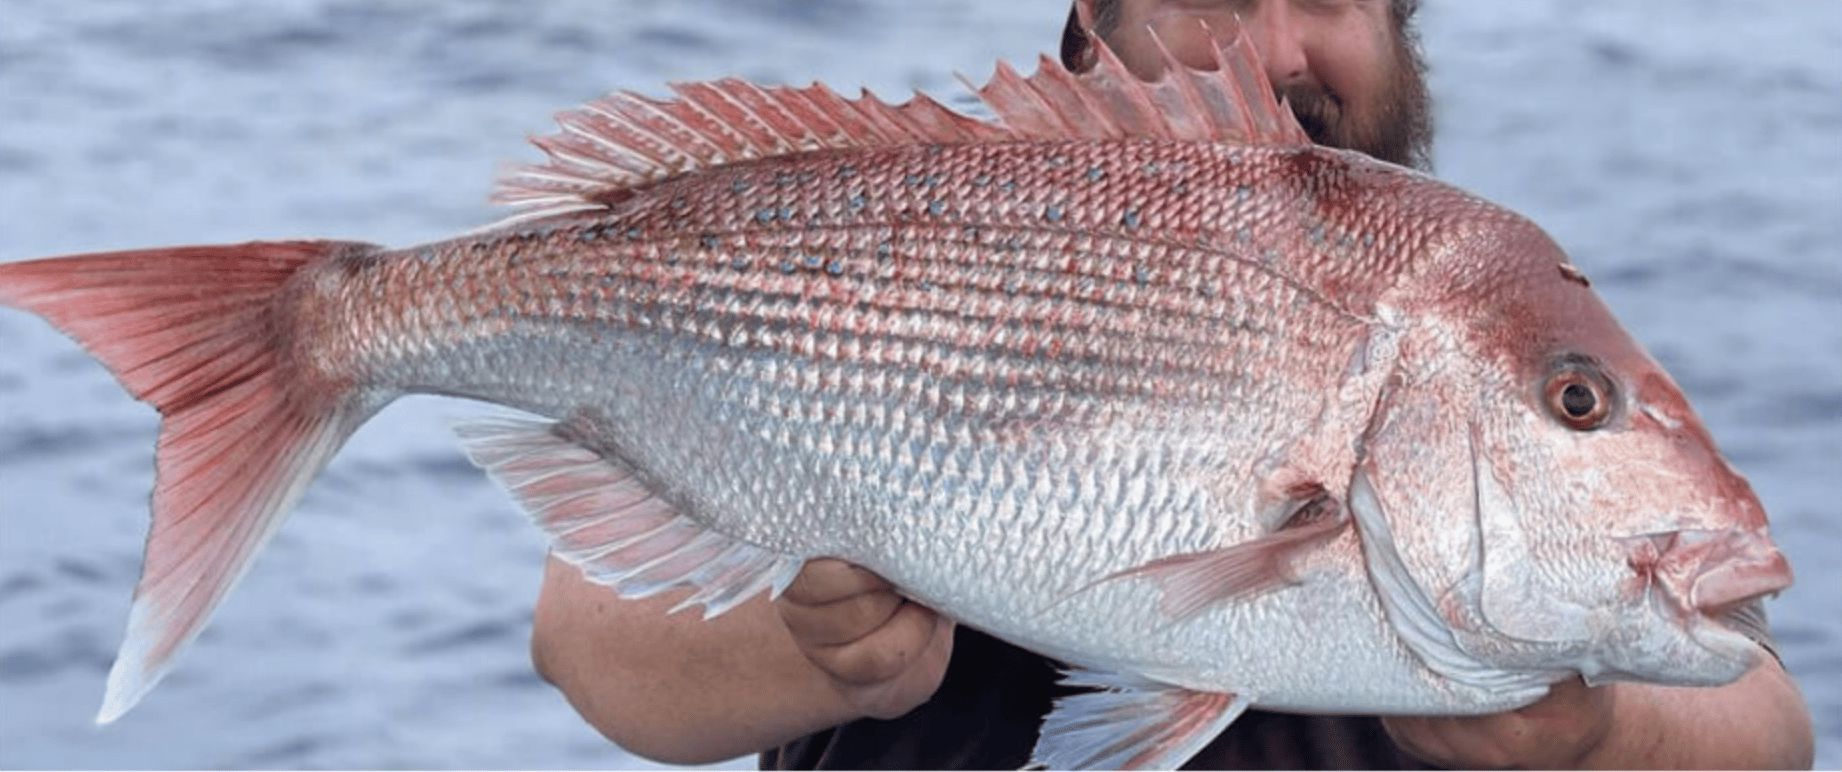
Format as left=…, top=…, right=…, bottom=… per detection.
left=1030, top=668, right=1249, bottom=770
left=453, top=415, right=802, bottom=618
left=1105, top=492, right=1349, bottom=620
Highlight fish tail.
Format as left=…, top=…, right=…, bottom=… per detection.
left=0, top=240, right=382, bottom=723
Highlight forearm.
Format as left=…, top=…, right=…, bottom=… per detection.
left=1581, top=657, right=1813, bottom=769
left=530, top=557, right=863, bottom=765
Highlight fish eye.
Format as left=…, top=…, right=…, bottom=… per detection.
left=1544, top=366, right=1613, bottom=430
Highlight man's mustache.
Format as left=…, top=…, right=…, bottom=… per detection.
left=1278, top=83, right=1342, bottom=146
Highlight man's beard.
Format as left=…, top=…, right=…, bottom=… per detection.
left=1063, top=0, right=1436, bottom=171
left=1278, top=32, right=1433, bottom=171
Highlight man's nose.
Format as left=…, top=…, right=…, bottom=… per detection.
left=1243, top=2, right=1312, bottom=88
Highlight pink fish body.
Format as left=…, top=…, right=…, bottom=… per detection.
left=0, top=23, right=1790, bottom=769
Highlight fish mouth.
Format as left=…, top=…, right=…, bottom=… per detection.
left=1691, top=548, right=1792, bottom=617
left=1621, top=528, right=1793, bottom=618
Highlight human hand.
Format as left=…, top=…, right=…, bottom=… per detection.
left=775, top=558, right=956, bottom=720
left=1381, top=677, right=1616, bottom=769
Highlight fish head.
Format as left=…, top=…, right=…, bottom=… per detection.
left=1359, top=207, right=1791, bottom=692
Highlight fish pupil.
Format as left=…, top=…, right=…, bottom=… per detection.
left=1561, top=382, right=1597, bottom=418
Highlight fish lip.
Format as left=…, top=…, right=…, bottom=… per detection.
left=1691, top=548, right=1792, bottom=616
left=1620, top=528, right=1793, bottom=618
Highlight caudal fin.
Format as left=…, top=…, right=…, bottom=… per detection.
left=0, top=240, right=382, bottom=722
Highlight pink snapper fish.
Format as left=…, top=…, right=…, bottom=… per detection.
left=0, top=21, right=1791, bottom=770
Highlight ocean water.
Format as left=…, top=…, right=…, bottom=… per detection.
left=0, top=1, right=1835, bottom=769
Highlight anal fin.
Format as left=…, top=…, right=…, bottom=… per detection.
left=1030, top=668, right=1250, bottom=770
left=453, top=416, right=800, bottom=618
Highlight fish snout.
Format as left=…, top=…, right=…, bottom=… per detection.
left=1622, top=529, right=1793, bottom=616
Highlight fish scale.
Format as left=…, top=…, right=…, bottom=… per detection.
left=370, top=146, right=1361, bottom=393
left=284, top=141, right=1387, bottom=669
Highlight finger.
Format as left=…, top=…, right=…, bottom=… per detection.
left=805, top=600, right=945, bottom=688
left=848, top=614, right=958, bottom=720
left=1520, top=675, right=1593, bottom=715
left=780, top=558, right=893, bottom=607
left=1380, top=677, right=1612, bottom=769
left=779, top=584, right=905, bottom=647
left=1378, top=714, right=1456, bottom=766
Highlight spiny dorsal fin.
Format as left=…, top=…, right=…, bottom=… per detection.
left=491, top=17, right=1306, bottom=226
left=489, top=81, right=1010, bottom=224
left=969, top=17, right=1309, bottom=147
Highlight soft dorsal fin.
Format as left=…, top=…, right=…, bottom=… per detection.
left=490, top=18, right=1307, bottom=227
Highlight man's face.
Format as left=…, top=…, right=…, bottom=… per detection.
left=1096, top=0, right=1431, bottom=169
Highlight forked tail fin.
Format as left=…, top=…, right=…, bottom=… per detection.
left=0, top=240, right=383, bottom=722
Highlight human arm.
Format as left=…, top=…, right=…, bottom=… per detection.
left=1381, top=653, right=1814, bottom=769
left=529, top=555, right=955, bottom=765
